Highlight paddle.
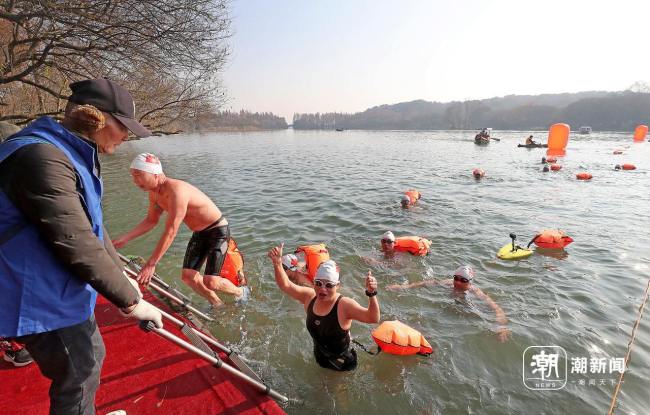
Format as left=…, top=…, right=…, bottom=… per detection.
left=122, top=267, right=214, bottom=321
left=139, top=321, right=290, bottom=403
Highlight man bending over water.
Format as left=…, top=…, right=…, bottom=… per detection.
left=113, top=153, right=248, bottom=307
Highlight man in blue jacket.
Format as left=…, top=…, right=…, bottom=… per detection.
left=0, top=79, right=163, bottom=414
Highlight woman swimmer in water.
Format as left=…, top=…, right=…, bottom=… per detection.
left=387, top=265, right=511, bottom=342
left=268, top=243, right=380, bottom=371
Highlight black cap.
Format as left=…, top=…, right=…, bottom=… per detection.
left=68, top=79, right=151, bottom=137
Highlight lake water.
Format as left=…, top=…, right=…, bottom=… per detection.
left=102, top=129, right=650, bottom=414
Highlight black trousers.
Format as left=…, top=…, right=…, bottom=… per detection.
left=17, top=315, right=105, bottom=415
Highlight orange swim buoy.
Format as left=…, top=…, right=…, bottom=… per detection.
left=404, top=189, right=421, bottom=204
left=576, top=172, right=592, bottom=180
left=613, top=150, right=623, bottom=155
left=547, top=123, right=570, bottom=156
left=622, top=163, right=636, bottom=170
left=220, top=239, right=246, bottom=286
left=472, top=168, right=485, bottom=179
left=295, top=244, right=330, bottom=281
left=633, top=125, right=648, bottom=142
left=529, top=230, right=574, bottom=249
left=371, top=320, right=433, bottom=356
left=550, top=164, right=562, bottom=171
left=394, top=236, right=432, bottom=256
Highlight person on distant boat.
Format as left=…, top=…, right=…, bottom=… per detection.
left=268, top=244, right=380, bottom=371
left=525, top=135, right=538, bottom=145
left=475, top=128, right=490, bottom=142
left=113, top=153, right=249, bottom=307
left=387, top=265, right=511, bottom=342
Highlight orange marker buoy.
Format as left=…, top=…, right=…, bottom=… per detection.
left=613, top=150, right=623, bottom=155
left=371, top=320, right=433, bottom=356
left=547, top=123, right=570, bottom=156
left=404, top=189, right=421, bottom=203
left=530, top=230, right=574, bottom=249
left=550, top=164, right=562, bottom=171
left=633, top=125, right=648, bottom=142
left=576, top=172, right=592, bottom=180
left=472, top=168, right=485, bottom=179
left=220, top=239, right=246, bottom=286
left=622, top=163, right=636, bottom=170
left=394, top=236, right=432, bottom=256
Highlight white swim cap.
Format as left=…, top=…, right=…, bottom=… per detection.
left=315, top=260, right=340, bottom=283
left=453, top=265, right=475, bottom=280
left=281, top=254, right=298, bottom=271
left=401, top=195, right=411, bottom=204
left=382, top=231, right=395, bottom=242
left=130, top=153, right=163, bottom=174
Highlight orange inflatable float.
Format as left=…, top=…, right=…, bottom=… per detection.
left=576, top=172, right=592, bottom=180
left=550, top=164, right=562, bottom=171
left=394, top=236, right=432, bottom=256
left=220, top=239, right=246, bottom=286
left=472, top=168, right=485, bottom=178
left=528, top=230, right=574, bottom=249
left=295, top=244, right=330, bottom=281
left=371, top=320, right=433, bottom=356
left=622, top=163, right=636, bottom=170
left=404, top=189, right=421, bottom=204
left=633, top=125, right=648, bottom=142
left=547, top=123, right=570, bottom=156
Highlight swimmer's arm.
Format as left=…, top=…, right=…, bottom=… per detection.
left=386, top=280, right=440, bottom=290
left=472, top=287, right=508, bottom=326
left=145, top=190, right=187, bottom=267
left=340, top=296, right=380, bottom=324
left=272, top=262, right=314, bottom=304
left=112, top=198, right=163, bottom=248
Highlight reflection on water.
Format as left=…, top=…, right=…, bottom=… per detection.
left=102, top=129, right=650, bottom=415
left=535, top=248, right=570, bottom=261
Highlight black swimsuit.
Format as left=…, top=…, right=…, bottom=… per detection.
left=182, top=217, right=230, bottom=276
left=306, top=296, right=357, bottom=371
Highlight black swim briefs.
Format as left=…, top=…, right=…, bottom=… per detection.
left=182, top=222, right=230, bottom=276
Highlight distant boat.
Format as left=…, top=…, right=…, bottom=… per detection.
left=335, top=128, right=344, bottom=132
left=579, top=126, right=592, bottom=134
left=474, top=135, right=490, bottom=145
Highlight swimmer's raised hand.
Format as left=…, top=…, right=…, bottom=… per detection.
left=365, top=270, right=377, bottom=294
left=267, top=243, right=284, bottom=265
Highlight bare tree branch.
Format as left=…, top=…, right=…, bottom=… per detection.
left=0, top=0, right=231, bottom=131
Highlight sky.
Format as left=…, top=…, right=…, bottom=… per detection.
left=222, top=0, right=650, bottom=122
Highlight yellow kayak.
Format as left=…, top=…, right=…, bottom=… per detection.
left=497, top=243, right=533, bottom=260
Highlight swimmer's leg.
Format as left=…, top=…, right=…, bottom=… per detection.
left=182, top=268, right=224, bottom=307
left=203, top=274, right=243, bottom=297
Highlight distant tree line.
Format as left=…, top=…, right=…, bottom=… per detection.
left=1, top=0, right=230, bottom=133
left=293, top=88, right=650, bottom=132
left=189, top=110, right=288, bottom=131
